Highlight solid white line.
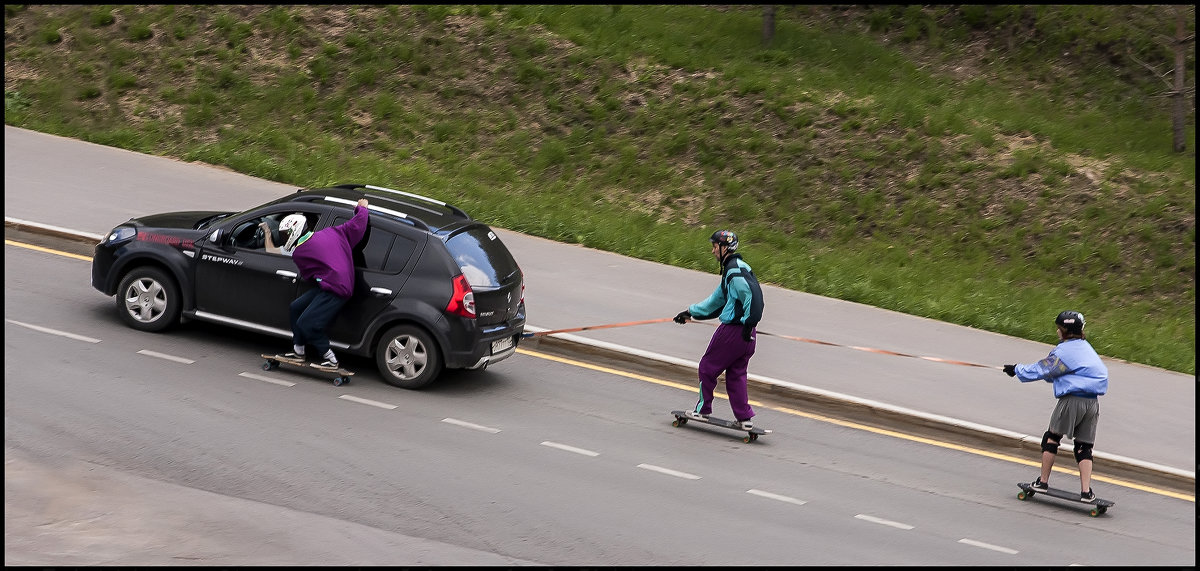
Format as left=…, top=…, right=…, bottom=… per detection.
left=854, top=514, right=914, bottom=530
left=238, top=372, right=296, bottom=387
left=747, top=489, right=807, bottom=506
left=3, top=216, right=105, bottom=241
left=958, top=538, right=1018, bottom=554
left=637, top=463, right=701, bottom=480
left=540, top=441, right=600, bottom=456
left=137, top=349, right=195, bottom=364
left=338, top=395, right=397, bottom=410
left=5, top=319, right=101, bottom=343
left=442, top=418, right=501, bottom=433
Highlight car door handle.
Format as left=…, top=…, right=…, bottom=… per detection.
left=276, top=270, right=298, bottom=280
left=370, top=287, right=392, bottom=296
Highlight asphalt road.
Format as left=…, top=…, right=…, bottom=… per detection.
left=5, top=244, right=1195, bottom=565
left=3, top=125, right=1194, bottom=481
left=3, top=125, right=1195, bottom=565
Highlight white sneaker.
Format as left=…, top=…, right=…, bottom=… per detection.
left=311, top=359, right=340, bottom=371
left=736, top=419, right=754, bottom=431
left=685, top=411, right=708, bottom=420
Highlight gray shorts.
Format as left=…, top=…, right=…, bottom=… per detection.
left=1048, top=395, right=1100, bottom=443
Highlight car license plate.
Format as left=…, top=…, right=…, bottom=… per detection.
left=491, top=336, right=514, bottom=354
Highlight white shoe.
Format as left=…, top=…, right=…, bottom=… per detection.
left=736, top=419, right=754, bottom=431
left=685, top=411, right=708, bottom=421
left=310, top=359, right=340, bottom=371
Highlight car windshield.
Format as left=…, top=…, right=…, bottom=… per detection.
left=196, top=212, right=233, bottom=229
left=445, top=227, right=519, bottom=289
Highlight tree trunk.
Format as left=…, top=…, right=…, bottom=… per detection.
left=1170, top=6, right=1188, bottom=153
left=762, top=5, right=776, bottom=47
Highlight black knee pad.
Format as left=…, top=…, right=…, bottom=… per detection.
left=1041, top=431, right=1061, bottom=454
left=1074, top=441, right=1094, bottom=463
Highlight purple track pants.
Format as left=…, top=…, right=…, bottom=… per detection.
left=693, top=323, right=756, bottom=421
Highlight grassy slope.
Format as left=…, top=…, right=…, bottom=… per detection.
left=4, top=5, right=1195, bottom=373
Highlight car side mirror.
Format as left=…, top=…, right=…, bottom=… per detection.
left=207, top=228, right=233, bottom=251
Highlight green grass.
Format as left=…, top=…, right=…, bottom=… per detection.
left=4, top=5, right=1195, bottom=374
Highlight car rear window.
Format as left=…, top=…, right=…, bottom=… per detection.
left=445, top=227, right=519, bottom=288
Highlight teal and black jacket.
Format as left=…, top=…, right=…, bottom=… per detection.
left=688, top=253, right=764, bottom=328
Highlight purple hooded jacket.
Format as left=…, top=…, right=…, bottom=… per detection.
left=291, top=204, right=369, bottom=299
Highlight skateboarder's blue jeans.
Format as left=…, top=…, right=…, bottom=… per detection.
left=290, top=287, right=348, bottom=357
left=694, top=323, right=756, bottom=421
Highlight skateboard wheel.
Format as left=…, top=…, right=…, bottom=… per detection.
left=262, top=361, right=276, bottom=371
left=1017, top=491, right=1028, bottom=500
left=742, top=435, right=753, bottom=443
left=748, top=433, right=758, bottom=442
left=1089, top=508, right=1100, bottom=517
left=333, top=378, right=344, bottom=387
left=673, top=417, right=687, bottom=426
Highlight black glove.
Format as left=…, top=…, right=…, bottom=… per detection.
left=673, top=310, right=691, bottom=324
left=1003, top=364, right=1016, bottom=377
left=742, top=326, right=753, bottom=342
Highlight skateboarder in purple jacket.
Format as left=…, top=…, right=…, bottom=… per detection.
left=674, top=230, right=765, bottom=430
left=276, top=198, right=370, bottom=370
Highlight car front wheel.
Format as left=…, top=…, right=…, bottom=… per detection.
left=116, top=266, right=181, bottom=332
left=375, top=324, right=443, bottom=389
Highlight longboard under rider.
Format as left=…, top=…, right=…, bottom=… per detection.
left=261, top=353, right=355, bottom=387
left=670, top=410, right=771, bottom=443
left=1017, top=482, right=1114, bottom=517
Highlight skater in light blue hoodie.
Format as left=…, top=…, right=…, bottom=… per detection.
left=1004, top=310, right=1108, bottom=503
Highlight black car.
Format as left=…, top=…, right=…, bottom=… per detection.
left=91, top=183, right=526, bottom=389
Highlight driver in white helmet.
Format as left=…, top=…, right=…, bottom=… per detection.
left=261, top=213, right=309, bottom=256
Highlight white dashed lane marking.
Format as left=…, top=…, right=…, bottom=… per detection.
left=0, top=319, right=1081, bottom=559
left=637, top=463, right=701, bottom=480
left=854, top=514, right=914, bottom=530
left=338, top=395, right=398, bottom=410
left=540, top=441, right=600, bottom=456
left=5, top=318, right=101, bottom=343
left=238, top=372, right=296, bottom=387
left=137, top=349, right=195, bottom=364
left=958, top=538, right=1019, bottom=554
left=442, top=418, right=501, bottom=433
left=747, top=489, right=807, bottom=506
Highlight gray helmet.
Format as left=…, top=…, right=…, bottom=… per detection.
left=710, top=230, right=738, bottom=252
left=1055, top=310, right=1085, bottom=335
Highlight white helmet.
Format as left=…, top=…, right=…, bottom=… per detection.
left=279, top=214, right=307, bottom=251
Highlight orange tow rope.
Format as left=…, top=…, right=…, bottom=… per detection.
left=524, top=316, right=1002, bottom=370
left=522, top=317, right=675, bottom=338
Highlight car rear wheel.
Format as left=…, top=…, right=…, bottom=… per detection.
left=375, top=324, right=442, bottom=389
left=116, top=267, right=181, bottom=332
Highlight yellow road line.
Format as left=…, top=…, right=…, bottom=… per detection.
left=5, top=239, right=93, bottom=261
left=517, top=347, right=1194, bottom=502
left=13, top=240, right=1189, bottom=502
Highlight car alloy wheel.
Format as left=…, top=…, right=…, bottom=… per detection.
left=375, top=324, right=442, bottom=389
left=117, top=267, right=181, bottom=332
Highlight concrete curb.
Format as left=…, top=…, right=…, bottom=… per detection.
left=8, top=216, right=1193, bottom=488
left=523, top=326, right=1194, bottom=485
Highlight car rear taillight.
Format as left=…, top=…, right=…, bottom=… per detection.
left=446, top=274, right=476, bottom=318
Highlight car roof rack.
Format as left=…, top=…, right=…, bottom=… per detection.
left=333, top=183, right=472, bottom=220
left=291, top=194, right=433, bottom=232
left=319, top=196, right=432, bottom=231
